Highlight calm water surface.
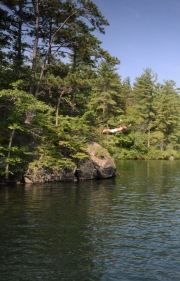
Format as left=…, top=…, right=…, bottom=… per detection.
left=1, top=160, right=180, bottom=280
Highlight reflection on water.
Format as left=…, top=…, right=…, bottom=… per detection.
left=1, top=160, right=180, bottom=280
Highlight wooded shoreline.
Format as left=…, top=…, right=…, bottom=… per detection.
left=1, top=0, right=180, bottom=184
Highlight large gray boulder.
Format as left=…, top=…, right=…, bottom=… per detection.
left=76, top=142, right=116, bottom=180
left=76, top=158, right=98, bottom=180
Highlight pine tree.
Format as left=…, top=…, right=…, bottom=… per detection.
left=0, top=0, right=32, bottom=75
left=133, top=68, right=157, bottom=148
left=152, top=80, right=180, bottom=152
left=89, top=59, right=122, bottom=128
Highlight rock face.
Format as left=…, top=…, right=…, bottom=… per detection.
left=24, top=167, right=77, bottom=184
left=76, top=142, right=116, bottom=180
left=24, top=142, right=116, bottom=183
left=76, top=158, right=98, bottom=180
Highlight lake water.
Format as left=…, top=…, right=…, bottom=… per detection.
left=1, top=160, right=180, bottom=280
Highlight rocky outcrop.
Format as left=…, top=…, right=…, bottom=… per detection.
left=76, top=158, right=98, bottom=180
left=24, top=142, right=116, bottom=183
left=24, top=167, right=77, bottom=183
left=76, top=142, right=116, bottom=180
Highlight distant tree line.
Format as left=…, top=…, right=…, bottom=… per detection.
left=1, top=0, right=180, bottom=181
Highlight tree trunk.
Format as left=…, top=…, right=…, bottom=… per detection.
left=56, top=91, right=64, bottom=125
left=25, top=0, right=39, bottom=124
left=48, top=17, right=52, bottom=66
left=17, top=0, right=23, bottom=71
left=148, top=129, right=150, bottom=148
left=29, top=0, right=39, bottom=96
left=5, top=129, right=16, bottom=181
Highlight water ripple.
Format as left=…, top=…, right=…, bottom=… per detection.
left=1, top=161, right=180, bottom=280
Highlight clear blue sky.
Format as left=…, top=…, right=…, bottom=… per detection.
left=93, top=0, right=180, bottom=87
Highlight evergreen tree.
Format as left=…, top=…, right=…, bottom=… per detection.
left=89, top=59, right=122, bottom=128
left=152, top=80, right=180, bottom=153
left=0, top=0, right=31, bottom=74
left=133, top=68, right=157, bottom=148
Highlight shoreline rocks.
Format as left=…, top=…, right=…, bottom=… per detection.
left=24, top=142, right=116, bottom=184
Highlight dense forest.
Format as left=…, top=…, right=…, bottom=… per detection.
left=1, top=0, right=180, bottom=182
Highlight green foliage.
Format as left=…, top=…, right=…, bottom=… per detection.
left=1, top=0, right=180, bottom=182
left=89, top=60, right=123, bottom=126
left=116, top=148, right=141, bottom=160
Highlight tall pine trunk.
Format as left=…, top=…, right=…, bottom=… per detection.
left=25, top=0, right=40, bottom=124
left=29, top=0, right=39, bottom=96
left=5, top=129, right=16, bottom=181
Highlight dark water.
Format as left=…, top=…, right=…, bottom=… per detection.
left=1, top=160, right=180, bottom=281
